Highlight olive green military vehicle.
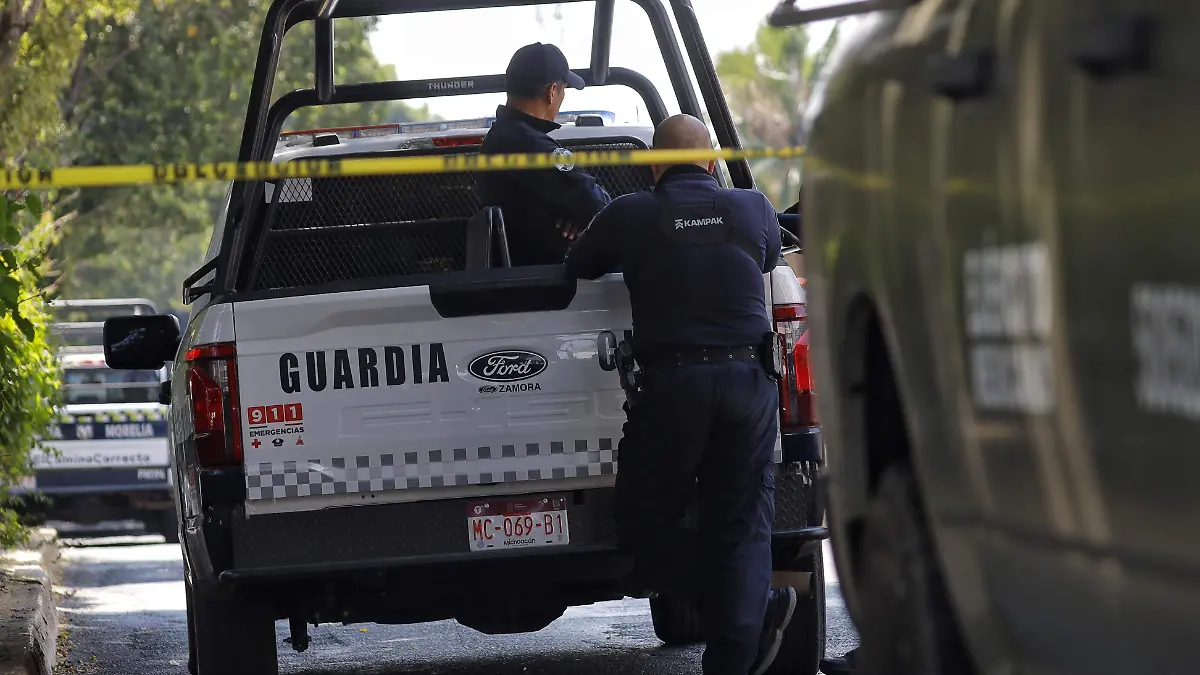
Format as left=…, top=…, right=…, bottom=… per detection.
left=770, top=1, right=1200, bottom=674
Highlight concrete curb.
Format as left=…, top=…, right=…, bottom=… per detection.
left=0, top=528, right=59, bottom=675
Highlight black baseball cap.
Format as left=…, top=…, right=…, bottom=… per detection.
left=505, top=43, right=586, bottom=97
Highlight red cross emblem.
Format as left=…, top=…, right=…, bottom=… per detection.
left=251, top=439, right=261, bottom=449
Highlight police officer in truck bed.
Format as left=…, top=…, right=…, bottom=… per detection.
left=565, top=114, right=793, bottom=675
left=477, top=42, right=612, bottom=266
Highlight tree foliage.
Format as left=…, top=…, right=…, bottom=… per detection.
left=0, top=194, right=61, bottom=548
left=0, top=0, right=129, bottom=546
left=0, top=0, right=134, bottom=164
left=55, top=0, right=431, bottom=309
left=716, top=21, right=840, bottom=208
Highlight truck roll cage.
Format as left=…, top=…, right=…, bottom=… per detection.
left=210, top=0, right=754, bottom=300
left=767, top=0, right=916, bottom=28
left=264, top=68, right=671, bottom=144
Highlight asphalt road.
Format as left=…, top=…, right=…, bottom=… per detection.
left=54, top=526, right=858, bottom=675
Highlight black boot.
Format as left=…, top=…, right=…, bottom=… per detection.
left=748, top=587, right=798, bottom=675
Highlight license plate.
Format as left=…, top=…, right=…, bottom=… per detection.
left=468, top=496, right=570, bottom=551
left=137, top=467, right=168, bottom=482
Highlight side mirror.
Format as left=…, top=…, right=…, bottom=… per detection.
left=103, top=314, right=181, bottom=371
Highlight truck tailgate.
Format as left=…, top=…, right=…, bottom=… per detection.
left=233, top=279, right=631, bottom=515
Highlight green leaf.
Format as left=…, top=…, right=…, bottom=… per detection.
left=23, top=194, right=42, bottom=220
left=0, top=276, right=19, bottom=309
left=1, top=221, right=18, bottom=247
left=12, top=311, right=35, bottom=342
left=1, top=250, right=16, bottom=271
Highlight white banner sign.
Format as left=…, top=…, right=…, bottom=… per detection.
left=31, top=443, right=169, bottom=470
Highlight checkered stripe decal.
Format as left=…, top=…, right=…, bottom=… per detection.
left=60, top=409, right=165, bottom=423
left=245, top=438, right=618, bottom=500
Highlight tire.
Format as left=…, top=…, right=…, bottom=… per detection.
left=854, top=466, right=974, bottom=675
left=192, top=582, right=278, bottom=675
left=765, top=552, right=826, bottom=675
left=184, top=574, right=197, bottom=675
left=155, top=508, right=180, bottom=544
left=649, top=594, right=703, bottom=645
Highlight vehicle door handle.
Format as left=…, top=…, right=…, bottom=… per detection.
left=930, top=49, right=995, bottom=101
left=1071, top=14, right=1155, bottom=80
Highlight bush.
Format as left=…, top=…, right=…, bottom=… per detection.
left=0, top=194, right=62, bottom=548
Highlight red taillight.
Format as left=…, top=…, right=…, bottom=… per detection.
left=185, top=342, right=242, bottom=468
left=431, top=135, right=485, bottom=147
left=773, top=303, right=818, bottom=430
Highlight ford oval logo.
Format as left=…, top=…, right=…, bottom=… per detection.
left=468, top=350, right=548, bottom=382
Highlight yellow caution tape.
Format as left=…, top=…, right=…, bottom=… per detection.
left=0, top=146, right=806, bottom=190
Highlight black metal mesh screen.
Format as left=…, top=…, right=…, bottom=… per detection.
left=250, top=140, right=654, bottom=291
left=265, top=172, right=481, bottom=230
left=253, top=223, right=469, bottom=290
left=574, top=142, right=657, bottom=198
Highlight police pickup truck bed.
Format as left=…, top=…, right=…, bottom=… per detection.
left=104, top=116, right=825, bottom=675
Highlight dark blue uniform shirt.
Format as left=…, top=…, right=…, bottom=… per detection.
left=565, top=165, right=781, bottom=361
left=477, top=105, right=612, bottom=266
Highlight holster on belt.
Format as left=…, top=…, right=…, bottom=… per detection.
left=761, top=331, right=784, bottom=381
left=615, top=339, right=643, bottom=408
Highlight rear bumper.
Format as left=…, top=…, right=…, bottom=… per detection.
left=15, top=466, right=172, bottom=496
left=193, top=462, right=824, bottom=588
left=219, top=526, right=830, bottom=586
left=14, top=487, right=174, bottom=524
left=221, top=542, right=631, bottom=585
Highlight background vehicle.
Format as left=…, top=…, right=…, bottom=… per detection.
left=102, top=1, right=827, bottom=674
left=777, top=0, right=1200, bottom=674
left=13, top=299, right=176, bottom=541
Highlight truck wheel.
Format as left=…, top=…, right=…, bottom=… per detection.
left=765, top=552, right=826, bottom=675
left=649, top=594, right=703, bottom=645
left=854, top=466, right=974, bottom=675
left=192, top=583, right=277, bottom=675
left=156, top=509, right=180, bottom=544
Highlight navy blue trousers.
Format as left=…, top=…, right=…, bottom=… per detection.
left=614, top=361, right=779, bottom=675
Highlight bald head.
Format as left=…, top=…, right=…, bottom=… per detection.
left=651, top=114, right=716, bottom=179
left=653, top=114, right=713, bottom=151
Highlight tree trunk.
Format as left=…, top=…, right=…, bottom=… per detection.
left=0, top=0, right=45, bottom=75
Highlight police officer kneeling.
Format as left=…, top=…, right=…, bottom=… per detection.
left=565, top=114, right=794, bottom=675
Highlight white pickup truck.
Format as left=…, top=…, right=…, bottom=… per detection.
left=13, top=299, right=176, bottom=540
left=100, top=2, right=827, bottom=674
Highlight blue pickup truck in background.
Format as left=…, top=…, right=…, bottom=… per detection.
left=13, top=299, right=178, bottom=541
